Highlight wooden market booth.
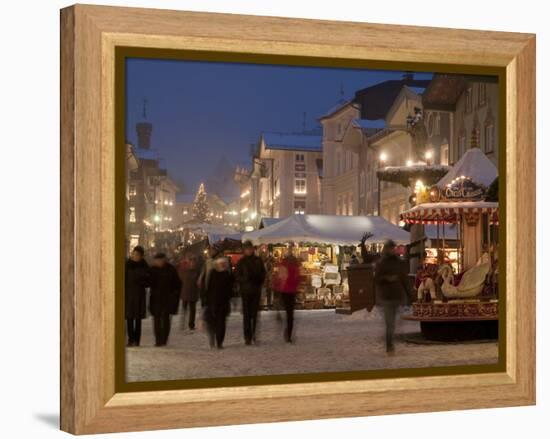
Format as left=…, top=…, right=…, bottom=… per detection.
left=242, top=214, right=410, bottom=310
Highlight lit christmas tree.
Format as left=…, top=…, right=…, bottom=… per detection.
left=192, top=183, right=210, bottom=223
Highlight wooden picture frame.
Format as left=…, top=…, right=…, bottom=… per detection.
left=60, top=4, right=536, bottom=434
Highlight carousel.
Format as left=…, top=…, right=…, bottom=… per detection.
left=401, top=148, right=500, bottom=341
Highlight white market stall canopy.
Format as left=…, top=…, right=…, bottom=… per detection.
left=436, top=148, right=498, bottom=188
left=242, top=214, right=410, bottom=246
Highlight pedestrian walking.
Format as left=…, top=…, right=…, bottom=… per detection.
left=125, top=246, right=150, bottom=347
left=149, top=253, right=181, bottom=346
left=374, top=239, right=411, bottom=354
left=197, top=244, right=224, bottom=301
left=261, top=250, right=276, bottom=309
left=235, top=241, right=266, bottom=345
left=178, top=252, right=200, bottom=330
left=203, top=257, right=233, bottom=349
left=272, top=247, right=301, bottom=343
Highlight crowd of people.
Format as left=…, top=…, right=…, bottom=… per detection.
left=124, top=240, right=301, bottom=349
left=125, top=238, right=410, bottom=355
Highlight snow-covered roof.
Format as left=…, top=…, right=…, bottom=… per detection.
left=262, top=132, right=322, bottom=152
left=243, top=214, right=410, bottom=246
left=318, top=99, right=354, bottom=120
left=405, top=85, right=426, bottom=95
left=437, top=148, right=498, bottom=188
left=352, top=119, right=386, bottom=132
left=401, top=201, right=499, bottom=224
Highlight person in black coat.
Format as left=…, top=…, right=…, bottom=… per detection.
left=374, top=240, right=411, bottom=354
left=235, top=241, right=266, bottom=345
left=149, top=253, right=181, bottom=346
left=125, top=246, right=150, bottom=347
left=203, top=257, right=234, bottom=349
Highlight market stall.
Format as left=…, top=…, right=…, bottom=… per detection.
left=401, top=148, right=499, bottom=341
left=242, top=214, right=410, bottom=310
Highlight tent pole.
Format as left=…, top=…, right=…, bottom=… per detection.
left=442, top=221, right=446, bottom=266
left=436, top=220, right=440, bottom=264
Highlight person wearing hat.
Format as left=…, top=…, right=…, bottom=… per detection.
left=149, top=252, right=181, bottom=346
left=125, top=246, right=150, bottom=347
left=374, top=239, right=411, bottom=354
left=235, top=240, right=266, bottom=345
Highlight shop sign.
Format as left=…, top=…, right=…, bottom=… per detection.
left=439, top=176, right=486, bottom=201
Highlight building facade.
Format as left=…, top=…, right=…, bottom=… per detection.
left=126, top=114, right=180, bottom=251
left=423, top=74, right=499, bottom=168
left=319, top=101, right=363, bottom=216
left=255, top=132, right=323, bottom=222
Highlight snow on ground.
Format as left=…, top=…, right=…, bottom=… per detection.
left=126, top=308, right=498, bottom=382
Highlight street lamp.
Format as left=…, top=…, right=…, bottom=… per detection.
left=377, top=152, right=387, bottom=216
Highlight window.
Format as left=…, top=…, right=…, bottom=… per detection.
left=471, top=126, right=480, bottom=149
left=359, top=171, right=366, bottom=197
left=345, top=150, right=352, bottom=172
left=294, top=198, right=306, bottom=215
left=295, top=153, right=305, bottom=162
left=129, top=206, right=136, bottom=223
left=458, top=127, right=467, bottom=158
left=129, top=185, right=137, bottom=197
left=478, top=83, right=487, bottom=106
left=465, top=88, right=473, bottom=113
left=342, top=193, right=348, bottom=215
left=440, top=143, right=449, bottom=166
left=337, top=195, right=342, bottom=215
left=294, top=178, right=306, bottom=195
left=426, top=112, right=434, bottom=137
left=484, top=123, right=495, bottom=153
left=435, top=113, right=441, bottom=136
left=336, top=149, right=342, bottom=176
left=348, top=192, right=354, bottom=215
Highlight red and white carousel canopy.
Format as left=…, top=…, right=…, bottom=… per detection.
left=400, top=201, right=499, bottom=224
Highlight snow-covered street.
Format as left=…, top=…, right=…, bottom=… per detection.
left=126, top=308, right=498, bottom=382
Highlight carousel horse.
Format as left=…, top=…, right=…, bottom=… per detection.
left=416, top=263, right=439, bottom=301
left=417, top=277, right=437, bottom=301
left=438, top=259, right=491, bottom=299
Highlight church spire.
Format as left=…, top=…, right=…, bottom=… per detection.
left=136, top=97, right=152, bottom=149
left=142, top=97, right=148, bottom=120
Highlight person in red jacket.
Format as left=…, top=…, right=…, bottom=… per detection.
left=272, top=246, right=301, bottom=343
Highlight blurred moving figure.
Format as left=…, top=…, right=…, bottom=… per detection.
left=178, top=252, right=200, bottom=330
left=374, top=240, right=411, bottom=354
left=235, top=241, right=266, bottom=345
left=204, top=257, right=233, bottom=349
left=272, top=247, right=301, bottom=343
left=198, top=245, right=224, bottom=301
left=125, top=246, right=150, bottom=347
left=149, top=253, right=181, bottom=346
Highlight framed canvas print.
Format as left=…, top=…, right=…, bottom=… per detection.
left=60, top=4, right=536, bottom=435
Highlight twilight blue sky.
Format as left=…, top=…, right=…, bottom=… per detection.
left=125, top=58, right=432, bottom=194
